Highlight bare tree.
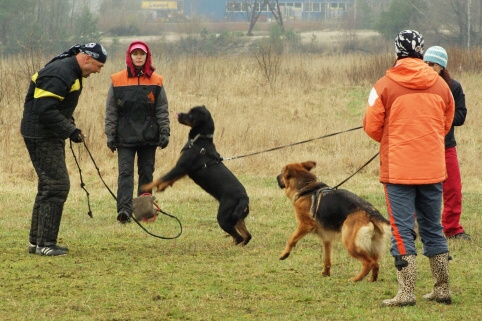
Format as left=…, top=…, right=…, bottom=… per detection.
left=253, top=40, right=282, bottom=91
left=247, top=0, right=284, bottom=36
left=427, top=0, right=482, bottom=47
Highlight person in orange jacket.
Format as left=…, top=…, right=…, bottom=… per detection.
left=363, top=30, right=454, bottom=307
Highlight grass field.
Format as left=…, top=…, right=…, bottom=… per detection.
left=0, top=44, right=481, bottom=320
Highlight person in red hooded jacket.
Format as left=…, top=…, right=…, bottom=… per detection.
left=105, top=41, right=170, bottom=223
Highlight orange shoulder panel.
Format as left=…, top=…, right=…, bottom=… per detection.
left=111, top=70, right=164, bottom=87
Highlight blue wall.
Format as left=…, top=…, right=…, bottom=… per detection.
left=184, top=0, right=226, bottom=21
left=183, top=1, right=352, bottom=22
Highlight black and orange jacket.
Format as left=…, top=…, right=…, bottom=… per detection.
left=105, top=41, right=169, bottom=147
left=21, top=56, right=82, bottom=139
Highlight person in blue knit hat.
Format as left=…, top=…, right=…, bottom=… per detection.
left=423, top=46, right=470, bottom=241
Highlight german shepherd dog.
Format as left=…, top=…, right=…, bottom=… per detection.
left=142, top=106, right=251, bottom=245
left=276, top=161, right=391, bottom=281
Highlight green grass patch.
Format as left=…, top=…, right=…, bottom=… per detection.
left=1, top=177, right=480, bottom=321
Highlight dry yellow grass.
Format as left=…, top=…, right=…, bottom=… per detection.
left=0, top=51, right=480, bottom=195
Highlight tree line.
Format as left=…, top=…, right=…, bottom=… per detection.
left=1, top=0, right=481, bottom=58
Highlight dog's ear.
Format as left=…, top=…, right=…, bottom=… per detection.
left=301, top=161, right=316, bottom=171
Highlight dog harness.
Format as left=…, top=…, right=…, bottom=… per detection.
left=293, top=183, right=335, bottom=217
left=309, top=187, right=335, bottom=218
left=184, top=134, right=223, bottom=171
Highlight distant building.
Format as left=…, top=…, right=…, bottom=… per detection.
left=223, top=1, right=354, bottom=21
left=140, top=1, right=353, bottom=21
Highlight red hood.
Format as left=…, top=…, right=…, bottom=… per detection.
left=126, top=40, right=155, bottom=78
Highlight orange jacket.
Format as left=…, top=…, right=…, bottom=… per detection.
left=363, top=58, right=455, bottom=184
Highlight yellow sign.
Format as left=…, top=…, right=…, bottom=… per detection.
left=141, top=1, right=178, bottom=10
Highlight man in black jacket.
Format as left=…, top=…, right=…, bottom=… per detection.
left=21, top=43, right=107, bottom=256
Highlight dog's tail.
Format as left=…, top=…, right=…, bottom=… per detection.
left=369, top=219, right=391, bottom=256
left=372, top=217, right=391, bottom=238
left=353, top=215, right=391, bottom=256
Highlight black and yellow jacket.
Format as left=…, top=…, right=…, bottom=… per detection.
left=21, top=56, right=82, bottom=139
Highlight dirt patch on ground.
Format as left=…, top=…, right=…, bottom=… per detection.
left=299, top=30, right=379, bottom=44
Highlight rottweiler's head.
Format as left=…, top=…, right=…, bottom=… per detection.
left=177, top=105, right=215, bottom=138
left=277, top=161, right=317, bottom=197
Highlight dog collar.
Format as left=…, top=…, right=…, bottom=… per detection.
left=189, top=134, right=214, bottom=146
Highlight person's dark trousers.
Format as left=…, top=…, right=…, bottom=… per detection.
left=116, top=145, right=156, bottom=216
left=24, top=138, right=70, bottom=247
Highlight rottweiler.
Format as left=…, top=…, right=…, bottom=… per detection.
left=142, top=105, right=251, bottom=245
left=277, top=161, right=391, bottom=281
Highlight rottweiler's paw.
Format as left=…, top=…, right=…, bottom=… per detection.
left=234, top=236, right=245, bottom=245
left=157, top=182, right=171, bottom=192
left=243, top=233, right=252, bottom=246
left=141, top=180, right=161, bottom=193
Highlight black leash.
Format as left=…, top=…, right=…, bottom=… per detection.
left=220, top=125, right=378, bottom=189
left=69, top=140, right=93, bottom=218
left=332, top=152, right=379, bottom=189
left=69, top=139, right=182, bottom=240
left=222, top=126, right=363, bottom=161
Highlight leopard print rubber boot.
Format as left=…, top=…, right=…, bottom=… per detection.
left=423, top=252, right=452, bottom=304
left=382, top=255, right=417, bottom=307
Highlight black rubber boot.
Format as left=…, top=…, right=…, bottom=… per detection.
left=36, top=202, right=66, bottom=256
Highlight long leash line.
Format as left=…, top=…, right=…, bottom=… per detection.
left=222, top=126, right=363, bottom=161
left=69, top=139, right=182, bottom=240
left=221, top=125, right=378, bottom=188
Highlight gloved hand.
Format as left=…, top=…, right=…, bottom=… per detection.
left=69, top=128, right=83, bottom=143
left=159, top=134, right=169, bottom=149
left=107, top=137, right=117, bottom=152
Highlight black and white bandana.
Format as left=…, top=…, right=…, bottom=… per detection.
left=394, top=30, right=424, bottom=58
left=47, top=43, right=107, bottom=65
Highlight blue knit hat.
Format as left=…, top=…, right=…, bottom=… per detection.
left=423, top=46, right=448, bottom=68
